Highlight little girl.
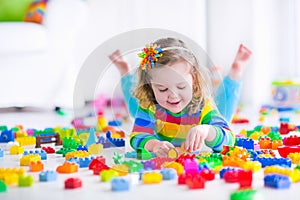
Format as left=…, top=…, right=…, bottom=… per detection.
left=109, top=42, right=252, bottom=122
left=122, top=38, right=239, bottom=157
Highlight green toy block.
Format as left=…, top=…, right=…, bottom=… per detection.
left=18, top=175, right=34, bottom=187
left=123, top=160, right=144, bottom=173
left=136, top=148, right=153, bottom=160
left=100, top=169, right=118, bottom=182
left=113, top=152, right=124, bottom=164
left=56, top=147, right=76, bottom=157
left=230, top=189, right=259, bottom=200
left=0, top=180, right=7, bottom=192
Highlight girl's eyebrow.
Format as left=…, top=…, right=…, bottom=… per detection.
left=153, top=83, right=166, bottom=87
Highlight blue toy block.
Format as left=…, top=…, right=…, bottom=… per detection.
left=198, top=164, right=209, bottom=171
left=160, top=168, right=177, bottom=180
left=69, top=157, right=94, bottom=168
left=125, top=151, right=137, bottom=158
left=106, top=131, right=125, bottom=147
left=236, top=138, right=254, bottom=150
left=39, top=171, right=57, bottom=182
left=248, top=150, right=258, bottom=159
left=97, top=136, right=111, bottom=148
left=108, top=120, right=122, bottom=126
left=111, top=178, right=130, bottom=192
left=264, top=174, right=291, bottom=189
left=24, top=150, right=47, bottom=160
left=77, top=145, right=88, bottom=151
left=141, top=160, right=155, bottom=170
left=255, top=157, right=292, bottom=168
left=0, top=148, right=3, bottom=158
left=0, top=130, right=14, bottom=143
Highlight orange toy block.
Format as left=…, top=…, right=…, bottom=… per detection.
left=29, top=161, right=44, bottom=172
left=56, top=162, right=78, bottom=173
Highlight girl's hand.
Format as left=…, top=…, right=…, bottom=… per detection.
left=108, top=50, right=130, bottom=76
left=185, top=125, right=212, bottom=152
left=152, top=141, right=175, bottom=157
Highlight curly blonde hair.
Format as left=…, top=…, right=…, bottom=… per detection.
left=134, top=37, right=213, bottom=115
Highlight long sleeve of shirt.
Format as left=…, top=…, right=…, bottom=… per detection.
left=200, top=100, right=235, bottom=152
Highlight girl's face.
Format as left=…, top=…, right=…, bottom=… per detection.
left=150, top=60, right=193, bottom=113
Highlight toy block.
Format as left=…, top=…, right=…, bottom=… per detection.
left=142, top=172, right=163, bottom=184
left=56, top=147, right=76, bottom=157
left=150, top=157, right=176, bottom=170
left=279, top=123, right=290, bottom=134
left=39, top=171, right=57, bottom=182
left=224, top=170, right=240, bottom=183
left=106, top=131, right=125, bottom=147
left=183, top=158, right=199, bottom=174
left=77, top=145, right=88, bottom=151
left=65, top=178, right=82, bottom=189
left=0, top=180, right=7, bottom=192
left=163, top=161, right=184, bottom=175
left=88, top=143, right=103, bottom=155
left=2, top=173, right=18, bottom=185
left=176, top=154, right=196, bottom=165
left=287, top=152, right=300, bottom=164
left=24, top=150, right=47, bottom=160
left=238, top=170, right=253, bottom=189
left=230, top=189, right=259, bottom=200
left=283, top=135, right=300, bottom=146
left=264, top=174, right=291, bottom=189
left=69, top=157, right=94, bottom=168
left=108, top=120, right=122, bottom=127
left=29, top=161, right=44, bottom=172
left=178, top=173, right=193, bottom=184
left=100, top=169, right=119, bottom=182
left=97, top=136, right=111, bottom=148
left=236, top=138, right=254, bottom=150
left=141, top=160, right=156, bottom=170
left=112, top=130, right=125, bottom=138
left=15, top=136, right=36, bottom=146
left=111, top=164, right=128, bottom=176
left=20, top=154, right=41, bottom=166
left=160, top=168, right=177, bottom=180
left=65, top=150, right=90, bottom=161
left=199, top=168, right=215, bottom=181
left=35, top=133, right=60, bottom=148
left=62, top=137, right=80, bottom=149
left=0, top=148, right=3, bottom=158
left=18, top=175, right=34, bottom=187
left=9, top=145, right=24, bottom=155
left=278, top=146, right=300, bottom=158
left=0, top=129, right=14, bottom=143
left=186, top=174, right=206, bottom=189
left=88, top=156, right=106, bottom=169
left=219, top=167, right=241, bottom=179
left=42, top=146, right=55, bottom=154
left=93, top=163, right=110, bottom=175
left=136, top=148, right=154, bottom=160
left=56, top=162, right=78, bottom=173
left=111, top=178, right=129, bottom=191
left=255, top=157, right=292, bottom=168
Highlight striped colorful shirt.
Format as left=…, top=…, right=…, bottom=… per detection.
left=130, top=99, right=235, bottom=152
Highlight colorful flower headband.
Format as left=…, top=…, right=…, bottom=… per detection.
left=138, top=43, right=163, bottom=70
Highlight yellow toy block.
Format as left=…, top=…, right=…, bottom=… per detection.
left=88, top=143, right=103, bottom=155
left=65, top=150, right=90, bottom=161
left=20, top=154, right=41, bottom=166
left=242, top=161, right=262, bottom=172
left=288, top=152, right=300, bottom=165
left=111, top=164, right=128, bottom=176
left=163, top=161, right=184, bottom=175
left=142, top=172, right=163, bottom=184
left=16, top=136, right=36, bottom=146
left=10, top=145, right=24, bottom=155
left=3, top=173, right=18, bottom=185
left=264, top=166, right=300, bottom=182
left=100, top=169, right=118, bottom=182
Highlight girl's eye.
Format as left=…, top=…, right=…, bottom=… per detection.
left=178, top=86, right=186, bottom=90
left=159, top=88, right=168, bottom=92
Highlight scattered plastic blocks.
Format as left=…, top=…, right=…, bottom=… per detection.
left=236, top=138, right=254, bottom=150
left=65, top=150, right=90, bottom=161
left=24, top=150, right=47, bottom=160
left=264, top=174, right=291, bottom=189
left=255, top=157, right=292, bottom=168
left=0, top=180, right=7, bottom=192
left=65, top=178, right=82, bottom=189
left=0, top=129, right=14, bottom=143
left=29, top=161, right=44, bottom=172
left=111, top=178, right=130, bottom=192
left=56, top=162, right=78, bottom=173
left=20, top=154, right=41, bottom=166
left=39, top=171, right=57, bottom=182
left=160, top=168, right=177, bottom=180
left=100, top=169, right=119, bottom=182
left=18, top=175, right=34, bottom=187
left=142, top=172, right=162, bottom=184
left=56, top=147, right=76, bottom=157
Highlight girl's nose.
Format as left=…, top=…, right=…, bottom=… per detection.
left=168, top=89, right=178, bottom=99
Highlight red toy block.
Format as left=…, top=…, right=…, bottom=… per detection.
left=178, top=173, right=194, bottom=185
left=238, top=170, right=253, bottom=189
left=88, top=156, right=106, bottom=170
left=224, top=170, right=240, bottom=183
left=200, top=169, right=215, bottom=181
left=283, top=135, right=300, bottom=146
left=277, top=146, right=300, bottom=158
left=186, top=174, right=206, bottom=189
left=279, top=123, right=290, bottom=135
left=42, top=146, right=56, bottom=154
left=65, top=178, right=82, bottom=189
